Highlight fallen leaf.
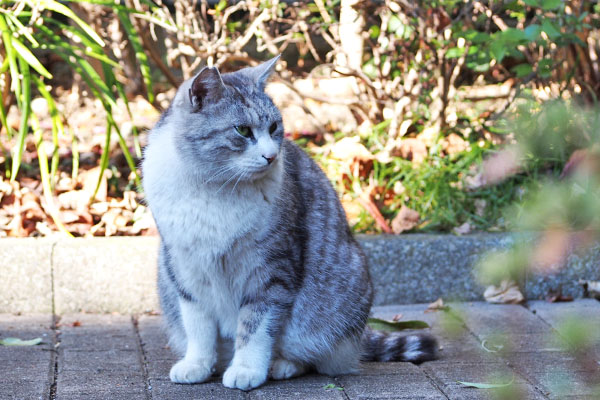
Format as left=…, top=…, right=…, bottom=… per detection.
left=425, top=298, right=449, bottom=313
left=481, top=339, right=504, bottom=353
left=545, top=287, right=573, bottom=303
left=392, top=314, right=403, bottom=321
left=481, top=147, right=522, bottom=185
left=442, top=133, right=469, bottom=155
left=453, top=222, right=472, bottom=235
left=484, top=279, right=525, bottom=304
left=71, top=321, right=82, bottom=327
left=323, top=383, right=344, bottom=391
left=391, top=206, right=420, bottom=234
left=0, top=337, right=43, bottom=346
left=457, top=378, right=514, bottom=389
left=579, top=280, right=600, bottom=300
left=330, top=136, right=374, bottom=162
left=367, top=318, right=429, bottom=332
left=394, top=138, right=427, bottom=164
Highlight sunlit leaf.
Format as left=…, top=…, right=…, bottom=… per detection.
left=11, top=37, right=52, bottom=79
left=0, top=337, right=42, bottom=346
left=367, top=318, right=429, bottom=332
left=457, top=379, right=514, bottom=389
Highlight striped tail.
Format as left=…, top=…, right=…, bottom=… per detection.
left=361, top=326, right=438, bottom=363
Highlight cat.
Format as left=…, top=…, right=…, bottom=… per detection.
left=141, top=56, right=437, bottom=391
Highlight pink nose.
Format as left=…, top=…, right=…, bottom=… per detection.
left=263, top=154, right=277, bottom=164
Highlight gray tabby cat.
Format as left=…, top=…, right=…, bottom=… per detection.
left=142, top=56, right=437, bottom=391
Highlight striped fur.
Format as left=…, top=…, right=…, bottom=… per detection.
left=142, top=57, right=437, bottom=391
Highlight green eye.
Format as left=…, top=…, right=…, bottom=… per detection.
left=235, top=126, right=253, bottom=138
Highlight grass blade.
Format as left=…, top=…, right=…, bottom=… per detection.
left=38, top=0, right=105, bottom=46
left=117, top=9, right=154, bottom=103
left=33, top=75, right=63, bottom=188
left=0, top=14, right=21, bottom=104
left=10, top=56, right=31, bottom=182
left=31, top=114, right=73, bottom=237
left=92, top=117, right=112, bottom=202
left=70, top=127, right=79, bottom=181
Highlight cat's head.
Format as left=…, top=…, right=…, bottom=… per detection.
left=163, top=56, right=283, bottom=184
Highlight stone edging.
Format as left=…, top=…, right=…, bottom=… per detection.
left=1, top=234, right=598, bottom=313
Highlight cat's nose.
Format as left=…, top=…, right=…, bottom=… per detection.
left=263, top=154, right=277, bottom=164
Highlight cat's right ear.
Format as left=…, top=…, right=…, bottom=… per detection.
left=189, top=67, right=225, bottom=110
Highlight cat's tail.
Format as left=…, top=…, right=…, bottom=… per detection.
left=360, top=326, right=438, bottom=363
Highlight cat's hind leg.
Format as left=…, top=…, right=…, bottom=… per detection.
left=270, top=358, right=308, bottom=380
left=314, top=336, right=361, bottom=376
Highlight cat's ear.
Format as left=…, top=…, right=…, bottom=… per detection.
left=189, top=66, right=225, bottom=110
left=246, top=55, right=280, bottom=90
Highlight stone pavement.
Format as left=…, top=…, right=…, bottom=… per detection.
left=1, top=300, right=599, bottom=400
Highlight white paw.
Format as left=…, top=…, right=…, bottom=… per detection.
left=222, top=364, right=267, bottom=391
left=169, top=359, right=213, bottom=384
left=270, top=359, right=305, bottom=380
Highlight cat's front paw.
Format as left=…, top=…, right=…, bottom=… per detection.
left=169, top=359, right=213, bottom=384
left=222, top=364, right=267, bottom=391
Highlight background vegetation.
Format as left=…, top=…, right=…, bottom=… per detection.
left=0, top=0, right=599, bottom=237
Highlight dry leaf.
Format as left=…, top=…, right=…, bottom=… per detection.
left=442, top=133, right=469, bottom=155
left=453, top=222, right=472, bottom=235
left=394, top=138, right=427, bottom=164
left=391, top=206, right=420, bottom=234
left=484, top=279, right=525, bottom=304
left=482, top=147, right=522, bottom=185
left=330, top=136, right=374, bottom=162
left=545, top=287, right=573, bottom=303
left=425, top=298, right=449, bottom=313
left=579, top=280, right=600, bottom=300
left=80, top=166, right=109, bottom=202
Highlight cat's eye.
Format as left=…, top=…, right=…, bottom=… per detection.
left=235, top=126, right=253, bottom=138
left=269, top=122, right=278, bottom=135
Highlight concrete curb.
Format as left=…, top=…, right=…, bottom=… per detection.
left=1, top=234, right=599, bottom=313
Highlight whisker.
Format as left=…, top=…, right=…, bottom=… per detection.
left=215, top=170, right=240, bottom=194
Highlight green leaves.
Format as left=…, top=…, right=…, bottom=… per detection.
left=0, top=337, right=43, bottom=346
left=367, top=318, right=430, bottom=332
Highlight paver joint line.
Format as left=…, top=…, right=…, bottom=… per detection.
left=48, top=314, right=61, bottom=400
left=333, top=376, right=351, bottom=400
left=132, top=315, right=152, bottom=400
left=418, top=366, right=450, bottom=400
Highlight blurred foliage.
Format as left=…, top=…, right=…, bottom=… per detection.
left=477, top=100, right=600, bottom=284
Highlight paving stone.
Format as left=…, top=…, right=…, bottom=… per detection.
left=56, top=314, right=147, bottom=399
left=0, top=238, right=54, bottom=313
left=459, top=302, right=599, bottom=399
left=249, top=375, right=345, bottom=400
left=530, top=300, right=600, bottom=352
left=458, top=303, right=549, bottom=335
left=337, top=371, right=446, bottom=399
left=53, top=237, right=160, bottom=314
left=0, top=314, right=53, bottom=400
left=508, top=351, right=599, bottom=398
left=423, top=361, right=546, bottom=400
left=149, top=379, right=246, bottom=400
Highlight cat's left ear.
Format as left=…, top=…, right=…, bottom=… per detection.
left=246, top=55, right=280, bottom=91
